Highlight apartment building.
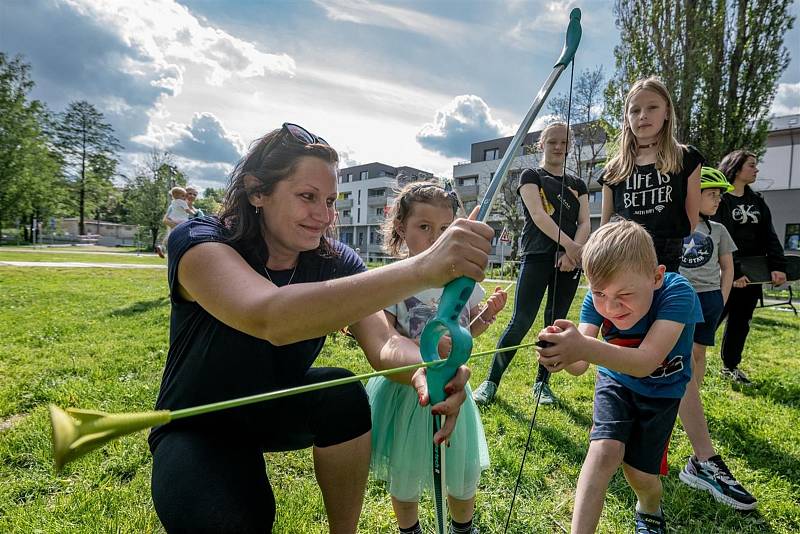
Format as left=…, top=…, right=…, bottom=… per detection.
left=754, top=114, right=800, bottom=252
left=337, top=162, right=433, bottom=261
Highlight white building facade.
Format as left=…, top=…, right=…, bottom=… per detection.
left=336, top=163, right=433, bottom=262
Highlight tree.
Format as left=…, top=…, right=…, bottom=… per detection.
left=0, top=53, right=64, bottom=236
left=193, top=186, right=225, bottom=215
left=548, top=65, right=610, bottom=185
left=53, top=101, right=122, bottom=234
left=493, top=171, right=524, bottom=262
left=607, top=0, right=795, bottom=164
left=123, top=150, right=183, bottom=250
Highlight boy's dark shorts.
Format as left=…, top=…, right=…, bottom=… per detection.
left=590, top=372, right=681, bottom=475
left=694, top=290, right=724, bottom=346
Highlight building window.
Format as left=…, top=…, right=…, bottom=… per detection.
left=368, top=188, right=386, bottom=197
left=342, top=209, right=351, bottom=217
left=357, top=190, right=361, bottom=203
left=357, top=208, right=361, bottom=222
left=340, top=232, right=353, bottom=244
left=588, top=191, right=601, bottom=203
left=360, top=170, right=369, bottom=180
left=375, top=207, right=383, bottom=216
left=341, top=174, right=349, bottom=183
left=457, top=176, right=478, bottom=186
left=347, top=173, right=353, bottom=182
left=786, top=224, right=800, bottom=251
left=484, top=148, right=499, bottom=161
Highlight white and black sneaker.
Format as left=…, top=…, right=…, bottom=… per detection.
left=472, top=381, right=497, bottom=406
left=720, top=367, right=752, bottom=384
left=679, top=455, right=757, bottom=511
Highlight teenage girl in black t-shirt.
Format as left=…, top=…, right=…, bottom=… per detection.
left=148, top=124, right=494, bottom=533
left=473, top=122, right=590, bottom=406
left=599, top=77, right=702, bottom=272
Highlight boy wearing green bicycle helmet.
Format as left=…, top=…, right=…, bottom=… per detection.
left=676, top=167, right=757, bottom=510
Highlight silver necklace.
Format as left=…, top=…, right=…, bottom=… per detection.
left=264, top=264, right=297, bottom=286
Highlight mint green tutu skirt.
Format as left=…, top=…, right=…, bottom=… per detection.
left=366, top=377, right=489, bottom=501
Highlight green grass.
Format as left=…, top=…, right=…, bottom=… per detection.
left=1, top=260, right=798, bottom=533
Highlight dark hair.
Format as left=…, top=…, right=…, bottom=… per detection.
left=381, top=181, right=462, bottom=257
left=218, top=127, right=339, bottom=264
left=718, top=149, right=757, bottom=185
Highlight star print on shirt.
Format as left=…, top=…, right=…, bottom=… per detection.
left=681, top=231, right=714, bottom=268
left=683, top=237, right=698, bottom=256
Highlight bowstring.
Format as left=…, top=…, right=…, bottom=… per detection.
left=503, top=58, right=576, bottom=533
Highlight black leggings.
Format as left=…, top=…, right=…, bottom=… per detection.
left=486, top=256, right=580, bottom=386
left=717, top=284, right=762, bottom=370
left=150, top=367, right=371, bottom=533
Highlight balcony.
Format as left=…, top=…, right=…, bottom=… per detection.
left=337, top=198, right=353, bottom=209
left=367, top=213, right=386, bottom=224
left=337, top=216, right=353, bottom=225
left=455, top=184, right=479, bottom=200
left=367, top=194, right=389, bottom=206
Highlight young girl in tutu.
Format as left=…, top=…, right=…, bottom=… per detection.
left=368, top=181, right=507, bottom=534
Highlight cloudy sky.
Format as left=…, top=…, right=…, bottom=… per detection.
left=1, top=0, right=798, bottom=190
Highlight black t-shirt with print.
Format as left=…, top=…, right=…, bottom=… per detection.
left=518, top=168, right=588, bottom=257
left=713, top=186, right=787, bottom=276
left=148, top=216, right=366, bottom=450
left=598, top=145, right=704, bottom=239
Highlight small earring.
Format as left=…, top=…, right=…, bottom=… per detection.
left=255, top=206, right=261, bottom=215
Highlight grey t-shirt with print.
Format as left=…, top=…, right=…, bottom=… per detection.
left=385, top=285, right=485, bottom=339
left=679, top=219, right=737, bottom=293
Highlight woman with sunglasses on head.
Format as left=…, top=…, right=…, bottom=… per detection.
left=148, top=123, right=494, bottom=533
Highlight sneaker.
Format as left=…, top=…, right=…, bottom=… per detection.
left=635, top=510, right=666, bottom=534
left=472, top=381, right=497, bottom=406
left=679, top=455, right=758, bottom=510
left=449, top=523, right=479, bottom=534
left=155, top=245, right=165, bottom=259
left=721, top=367, right=752, bottom=384
left=533, top=381, right=556, bottom=405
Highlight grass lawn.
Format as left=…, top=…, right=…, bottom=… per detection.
left=0, top=261, right=798, bottom=533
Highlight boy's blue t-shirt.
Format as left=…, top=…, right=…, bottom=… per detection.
left=580, top=272, right=703, bottom=398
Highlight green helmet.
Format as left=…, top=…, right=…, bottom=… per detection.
left=700, top=166, right=734, bottom=193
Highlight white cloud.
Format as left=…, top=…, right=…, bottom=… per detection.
left=771, top=82, right=800, bottom=116
left=65, top=0, right=295, bottom=87
left=135, top=112, right=245, bottom=164
left=313, top=0, right=469, bottom=42
left=416, top=95, right=513, bottom=158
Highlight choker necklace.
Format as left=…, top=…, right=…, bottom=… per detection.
left=638, top=142, right=657, bottom=149
left=264, top=264, right=297, bottom=286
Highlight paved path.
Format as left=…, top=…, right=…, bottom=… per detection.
left=0, top=261, right=165, bottom=269
left=1, top=247, right=157, bottom=257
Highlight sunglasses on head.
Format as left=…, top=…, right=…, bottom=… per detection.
left=249, top=123, right=330, bottom=176
left=282, top=122, right=328, bottom=146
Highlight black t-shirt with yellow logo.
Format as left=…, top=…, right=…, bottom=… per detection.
left=518, top=167, right=587, bottom=257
